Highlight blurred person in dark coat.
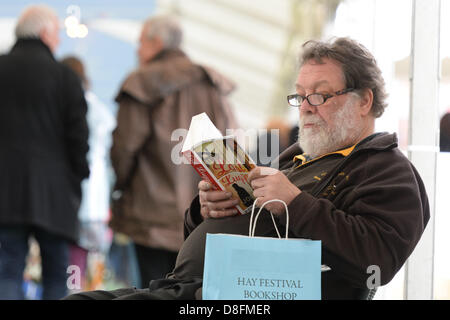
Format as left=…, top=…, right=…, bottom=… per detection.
left=0, top=5, right=89, bottom=299
left=109, top=15, right=237, bottom=288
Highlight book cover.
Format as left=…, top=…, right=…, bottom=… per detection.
left=182, top=113, right=256, bottom=214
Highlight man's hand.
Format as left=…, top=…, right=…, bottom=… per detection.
left=248, top=167, right=301, bottom=215
left=198, top=180, right=240, bottom=219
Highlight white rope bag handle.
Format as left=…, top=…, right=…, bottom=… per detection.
left=248, top=198, right=331, bottom=273
left=248, top=198, right=289, bottom=239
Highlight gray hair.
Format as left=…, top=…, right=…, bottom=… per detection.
left=143, top=15, right=183, bottom=49
left=15, top=4, right=58, bottom=39
left=299, top=37, right=388, bottom=118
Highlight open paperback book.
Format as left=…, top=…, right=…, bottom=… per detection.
left=182, top=112, right=256, bottom=214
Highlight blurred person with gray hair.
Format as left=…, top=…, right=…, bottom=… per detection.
left=108, top=14, right=237, bottom=288
left=0, top=5, right=89, bottom=299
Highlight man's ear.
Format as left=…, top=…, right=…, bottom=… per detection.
left=40, top=28, right=50, bottom=48
left=358, top=88, right=374, bottom=116
left=152, top=36, right=164, bottom=54
left=39, top=27, right=56, bottom=53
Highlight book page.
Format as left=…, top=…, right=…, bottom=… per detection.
left=182, top=112, right=223, bottom=153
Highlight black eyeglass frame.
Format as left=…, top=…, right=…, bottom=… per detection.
left=287, top=88, right=355, bottom=107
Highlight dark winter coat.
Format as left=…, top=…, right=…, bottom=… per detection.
left=180, top=132, right=429, bottom=299
left=0, top=39, right=89, bottom=242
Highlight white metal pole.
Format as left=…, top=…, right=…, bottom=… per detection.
left=405, top=0, right=440, bottom=300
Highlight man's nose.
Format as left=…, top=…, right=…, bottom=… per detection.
left=299, top=99, right=316, bottom=114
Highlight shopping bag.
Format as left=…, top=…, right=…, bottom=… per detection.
left=202, top=200, right=322, bottom=300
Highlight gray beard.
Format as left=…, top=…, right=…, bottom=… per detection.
left=298, top=97, right=363, bottom=158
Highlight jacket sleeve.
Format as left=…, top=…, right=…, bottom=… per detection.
left=110, top=95, right=151, bottom=190
left=183, top=195, right=204, bottom=239
left=63, top=69, right=90, bottom=182
left=283, top=151, right=429, bottom=287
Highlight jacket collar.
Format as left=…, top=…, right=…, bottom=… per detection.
left=148, top=48, right=187, bottom=63
left=293, top=144, right=357, bottom=167
left=147, top=49, right=235, bottom=95
left=292, top=132, right=397, bottom=166
left=273, top=132, right=398, bottom=170
left=10, top=38, right=55, bottom=61
left=353, top=131, right=398, bottom=152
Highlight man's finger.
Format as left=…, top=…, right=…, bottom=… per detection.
left=256, top=197, right=269, bottom=209
left=252, top=187, right=267, bottom=199
left=206, top=198, right=239, bottom=211
left=248, top=167, right=262, bottom=183
left=209, top=208, right=238, bottom=218
left=248, top=166, right=279, bottom=183
left=200, top=206, right=210, bottom=220
left=204, top=190, right=234, bottom=202
left=250, top=177, right=266, bottom=189
left=198, top=180, right=211, bottom=191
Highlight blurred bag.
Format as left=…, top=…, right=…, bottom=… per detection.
left=202, top=200, right=322, bottom=300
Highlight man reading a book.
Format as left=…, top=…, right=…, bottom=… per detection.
left=64, top=37, right=429, bottom=300
left=185, top=37, right=430, bottom=300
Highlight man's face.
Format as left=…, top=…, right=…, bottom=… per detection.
left=137, top=25, right=162, bottom=66
left=295, top=58, right=366, bottom=157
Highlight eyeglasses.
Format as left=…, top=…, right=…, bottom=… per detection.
left=287, top=88, right=355, bottom=107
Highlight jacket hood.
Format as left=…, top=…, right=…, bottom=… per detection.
left=116, top=49, right=235, bottom=105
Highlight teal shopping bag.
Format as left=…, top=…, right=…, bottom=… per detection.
left=202, top=200, right=322, bottom=300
